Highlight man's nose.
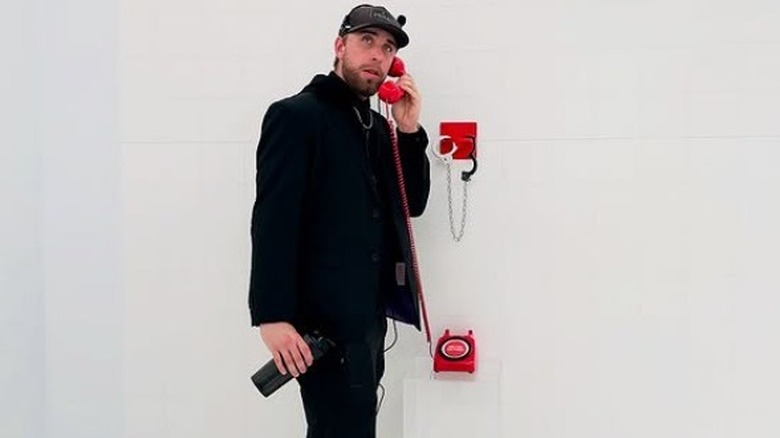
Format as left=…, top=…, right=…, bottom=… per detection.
left=369, top=45, right=386, bottom=62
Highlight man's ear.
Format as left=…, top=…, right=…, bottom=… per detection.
left=334, top=36, right=346, bottom=59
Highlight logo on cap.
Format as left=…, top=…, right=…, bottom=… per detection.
left=370, top=9, right=393, bottom=23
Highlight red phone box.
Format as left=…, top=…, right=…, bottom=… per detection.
left=440, top=122, right=477, bottom=160
left=433, top=329, right=477, bottom=373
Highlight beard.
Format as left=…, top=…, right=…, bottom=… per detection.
left=341, top=60, right=384, bottom=98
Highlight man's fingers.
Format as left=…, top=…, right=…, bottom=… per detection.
left=292, top=348, right=308, bottom=374
left=281, top=349, right=302, bottom=377
left=259, top=323, right=311, bottom=376
left=398, top=75, right=417, bottom=89
left=401, top=84, right=420, bottom=102
left=298, top=338, right=314, bottom=366
left=273, top=351, right=287, bottom=375
left=287, top=341, right=309, bottom=374
left=396, top=79, right=420, bottom=103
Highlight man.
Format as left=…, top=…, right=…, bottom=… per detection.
left=248, top=4, right=430, bottom=437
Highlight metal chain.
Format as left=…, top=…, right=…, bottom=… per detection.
left=445, top=161, right=469, bottom=242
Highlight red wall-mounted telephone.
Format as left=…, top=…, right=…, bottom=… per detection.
left=378, top=57, right=406, bottom=104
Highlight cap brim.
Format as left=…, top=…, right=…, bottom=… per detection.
left=348, top=24, right=409, bottom=49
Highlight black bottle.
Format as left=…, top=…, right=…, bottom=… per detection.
left=251, top=332, right=335, bottom=397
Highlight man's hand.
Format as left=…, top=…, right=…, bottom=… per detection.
left=391, top=73, right=422, bottom=133
left=259, top=322, right=314, bottom=377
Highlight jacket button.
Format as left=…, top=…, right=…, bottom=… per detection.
left=372, top=209, right=380, bottom=219
left=371, top=253, right=380, bottom=263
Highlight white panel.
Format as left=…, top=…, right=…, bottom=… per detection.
left=404, top=358, right=501, bottom=438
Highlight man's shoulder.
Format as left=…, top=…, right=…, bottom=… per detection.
left=269, top=89, right=326, bottom=116
left=260, top=93, right=323, bottom=130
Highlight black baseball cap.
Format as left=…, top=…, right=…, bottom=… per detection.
left=338, top=4, right=409, bottom=49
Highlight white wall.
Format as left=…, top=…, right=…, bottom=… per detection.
left=1, top=2, right=44, bottom=437
left=118, top=0, right=780, bottom=437
left=38, top=0, right=124, bottom=436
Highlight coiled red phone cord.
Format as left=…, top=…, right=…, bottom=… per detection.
left=384, top=103, right=433, bottom=346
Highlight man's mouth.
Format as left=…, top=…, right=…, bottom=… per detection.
left=362, top=68, right=381, bottom=78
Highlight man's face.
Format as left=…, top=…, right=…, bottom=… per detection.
left=334, top=28, right=398, bottom=98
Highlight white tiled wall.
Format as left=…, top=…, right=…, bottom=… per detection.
left=120, top=0, right=780, bottom=437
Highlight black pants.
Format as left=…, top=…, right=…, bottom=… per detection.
left=297, top=317, right=387, bottom=438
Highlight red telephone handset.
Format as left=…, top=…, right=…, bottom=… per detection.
left=378, top=57, right=406, bottom=104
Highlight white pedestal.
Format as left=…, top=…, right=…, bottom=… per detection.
left=403, top=357, right=501, bottom=438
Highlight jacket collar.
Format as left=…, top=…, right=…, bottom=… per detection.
left=301, top=71, right=371, bottom=113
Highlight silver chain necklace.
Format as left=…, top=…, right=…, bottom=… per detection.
left=353, top=106, right=373, bottom=130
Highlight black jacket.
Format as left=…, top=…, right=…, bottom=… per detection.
left=249, top=72, right=430, bottom=338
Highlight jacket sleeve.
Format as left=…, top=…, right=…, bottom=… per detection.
left=248, top=101, right=311, bottom=326
left=396, top=127, right=431, bottom=217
